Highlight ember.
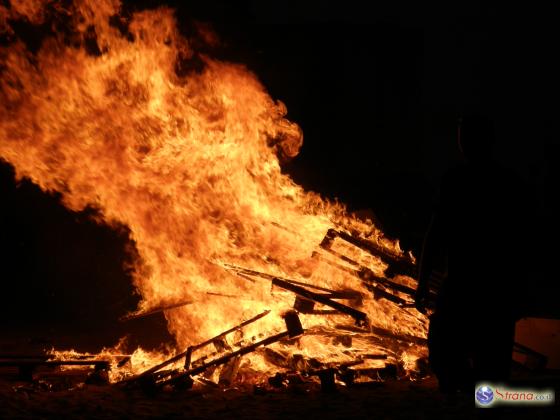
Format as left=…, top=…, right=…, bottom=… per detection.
left=0, top=0, right=429, bottom=391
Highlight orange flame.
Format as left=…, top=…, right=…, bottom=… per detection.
left=0, top=0, right=426, bottom=380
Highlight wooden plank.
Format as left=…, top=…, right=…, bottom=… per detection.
left=126, top=310, right=270, bottom=382
left=0, top=359, right=110, bottom=367
left=120, top=300, right=193, bottom=321
left=272, top=278, right=368, bottom=326
left=322, top=229, right=416, bottom=277
left=160, top=331, right=290, bottom=386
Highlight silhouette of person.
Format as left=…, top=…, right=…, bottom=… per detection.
left=415, top=114, right=527, bottom=393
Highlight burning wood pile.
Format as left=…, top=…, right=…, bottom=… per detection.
left=0, top=2, right=548, bottom=396
left=114, top=228, right=430, bottom=392
left=1, top=227, right=429, bottom=393
left=0, top=0, right=432, bottom=394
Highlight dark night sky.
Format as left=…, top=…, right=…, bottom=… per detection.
left=0, top=0, right=558, bottom=345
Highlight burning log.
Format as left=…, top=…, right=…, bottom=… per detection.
left=307, top=310, right=340, bottom=315
left=266, top=359, right=370, bottom=392
left=293, top=293, right=361, bottom=314
left=361, top=282, right=411, bottom=306
left=293, top=296, right=316, bottom=313
left=0, top=359, right=111, bottom=369
left=262, top=350, right=323, bottom=372
left=320, top=229, right=416, bottom=276
left=0, top=359, right=111, bottom=382
left=359, top=269, right=416, bottom=296
left=222, top=263, right=369, bottom=324
left=222, top=263, right=278, bottom=281
left=332, top=335, right=353, bottom=347
left=0, top=354, right=49, bottom=360
left=369, top=326, right=427, bottom=346
left=180, top=332, right=291, bottom=378
left=263, top=347, right=378, bottom=376
left=278, top=278, right=362, bottom=299
left=313, top=249, right=439, bottom=310
left=318, top=245, right=361, bottom=268
left=283, top=310, right=305, bottom=338
left=311, top=251, right=414, bottom=306
left=262, top=348, right=291, bottom=369
left=335, top=324, right=428, bottom=347
left=222, top=263, right=359, bottom=297
left=158, top=311, right=304, bottom=388
left=300, top=324, right=423, bottom=365
left=271, top=278, right=368, bottom=326
left=120, top=299, right=193, bottom=321
left=342, top=364, right=399, bottom=385
left=218, top=356, right=241, bottom=386
left=313, top=250, right=415, bottom=296
left=262, top=331, right=391, bottom=381
left=320, top=229, right=416, bottom=277
left=125, top=309, right=271, bottom=384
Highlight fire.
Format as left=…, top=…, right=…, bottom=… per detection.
left=0, top=0, right=426, bottom=382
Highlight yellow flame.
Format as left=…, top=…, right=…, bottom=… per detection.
left=0, top=0, right=426, bottom=380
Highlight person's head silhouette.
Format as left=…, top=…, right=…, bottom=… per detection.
left=457, top=114, right=496, bottom=163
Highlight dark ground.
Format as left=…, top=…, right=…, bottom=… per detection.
left=0, top=368, right=559, bottom=419
left=0, top=376, right=485, bottom=419
left=1, top=324, right=559, bottom=418
left=0, top=378, right=505, bottom=419
left=1, top=0, right=558, bottom=338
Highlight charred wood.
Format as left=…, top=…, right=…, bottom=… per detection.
left=158, top=312, right=303, bottom=387
left=218, top=356, right=241, bottom=386
left=120, top=299, right=193, bottom=321
left=312, top=251, right=414, bottom=306
left=334, top=324, right=427, bottom=346
left=321, top=229, right=416, bottom=277
left=272, top=278, right=368, bottom=326
left=0, top=359, right=111, bottom=382
left=161, top=331, right=290, bottom=387
left=125, top=310, right=270, bottom=384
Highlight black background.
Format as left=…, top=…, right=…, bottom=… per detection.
left=0, top=0, right=557, bottom=346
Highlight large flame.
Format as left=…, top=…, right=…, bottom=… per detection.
left=0, top=0, right=426, bottom=379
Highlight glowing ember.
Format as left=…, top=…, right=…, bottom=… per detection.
left=0, top=0, right=427, bottom=382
